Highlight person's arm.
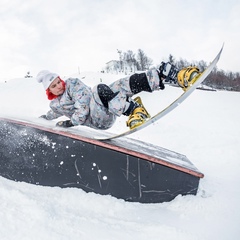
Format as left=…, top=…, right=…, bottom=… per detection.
left=46, top=109, right=63, bottom=120
left=70, top=81, right=91, bottom=126
left=56, top=79, right=91, bottom=128
left=39, top=109, right=63, bottom=120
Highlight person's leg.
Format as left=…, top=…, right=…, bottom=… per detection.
left=88, top=87, right=117, bottom=130
left=109, top=68, right=162, bottom=95
left=105, top=68, right=163, bottom=116
left=90, top=68, right=164, bottom=129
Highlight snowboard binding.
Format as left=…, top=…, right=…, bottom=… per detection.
left=126, top=97, right=151, bottom=130
left=177, top=66, right=201, bottom=91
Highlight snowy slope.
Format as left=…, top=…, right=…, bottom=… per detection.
left=0, top=72, right=240, bottom=240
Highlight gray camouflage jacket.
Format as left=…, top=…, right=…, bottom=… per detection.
left=46, top=78, right=93, bottom=126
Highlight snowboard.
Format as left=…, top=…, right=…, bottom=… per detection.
left=96, top=45, right=223, bottom=141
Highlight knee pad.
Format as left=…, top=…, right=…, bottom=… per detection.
left=129, top=73, right=152, bottom=94
left=96, top=84, right=119, bottom=108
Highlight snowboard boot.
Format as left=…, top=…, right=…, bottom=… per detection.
left=158, top=62, right=201, bottom=91
left=157, top=62, right=179, bottom=84
left=177, top=66, right=201, bottom=91
left=125, top=97, right=151, bottom=129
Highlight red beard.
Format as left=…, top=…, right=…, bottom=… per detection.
left=46, top=79, right=66, bottom=100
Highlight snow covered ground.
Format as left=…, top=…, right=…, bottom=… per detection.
left=0, top=72, right=240, bottom=240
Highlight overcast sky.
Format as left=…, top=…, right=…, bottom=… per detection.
left=0, top=0, right=239, bottom=81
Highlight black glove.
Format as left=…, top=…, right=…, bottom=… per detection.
left=56, top=120, right=74, bottom=128
left=39, top=115, right=48, bottom=120
left=159, top=79, right=165, bottom=90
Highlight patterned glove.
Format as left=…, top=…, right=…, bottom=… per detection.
left=56, top=120, right=74, bottom=128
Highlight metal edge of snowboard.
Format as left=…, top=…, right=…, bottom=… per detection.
left=0, top=117, right=204, bottom=178
left=96, top=45, right=224, bottom=141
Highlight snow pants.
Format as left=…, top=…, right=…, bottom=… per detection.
left=88, top=68, right=161, bottom=130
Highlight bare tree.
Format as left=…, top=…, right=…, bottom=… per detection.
left=117, top=49, right=123, bottom=72
left=123, top=50, right=138, bottom=72
left=137, top=49, right=153, bottom=71
left=168, top=54, right=175, bottom=64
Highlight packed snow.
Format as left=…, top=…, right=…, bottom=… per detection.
left=0, top=72, right=240, bottom=240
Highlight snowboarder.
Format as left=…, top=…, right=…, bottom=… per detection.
left=37, top=63, right=180, bottom=130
